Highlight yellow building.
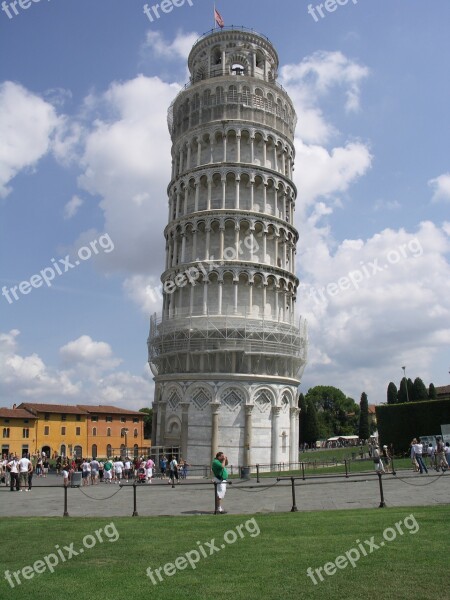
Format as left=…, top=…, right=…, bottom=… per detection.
left=18, top=403, right=89, bottom=459
left=1, top=407, right=38, bottom=458
left=13, top=402, right=147, bottom=459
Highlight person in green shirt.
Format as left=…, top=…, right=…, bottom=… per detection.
left=212, top=451, right=228, bottom=513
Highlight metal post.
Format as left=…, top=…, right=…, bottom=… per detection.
left=290, top=477, right=298, bottom=512
left=132, top=481, right=139, bottom=517
left=63, top=485, right=69, bottom=517
left=214, top=481, right=218, bottom=515
left=301, top=462, right=305, bottom=481
left=377, top=471, right=386, bottom=508
left=256, top=464, right=260, bottom=483
left=344, top=459, right=349, bottom=478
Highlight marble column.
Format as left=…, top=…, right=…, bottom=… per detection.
left=159, top=402, right=167, bottom=446
left=271, top=406, right=281, bottom=466
left=244, top=405, right=253, bottom=466
left=151, top=401, right=158, bottom=446
left=210, top=403, right=220, bottom=459
left=180, top=402, right=190, bottom=459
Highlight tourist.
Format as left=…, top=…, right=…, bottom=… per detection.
left=7, top=456, right=20, bottom=491
left=27, top=461, right=34, bottom=491
left=212, top=451, right=228, bottom=513
left=381, top=445, right=391, bottom=473
left=90, top=457, right=100, bottom=485
left=104, top=458, right=113, bottom=483
left=98, top=460, right=104, bottom=482
left=435, top=437, right=447, bottom=472
left=18, top=455, right=32, bottom=490
left=372, top=445, right=385, bottom=473
left=427, top=443, right=435, bottom=469
left=410, top=438, right=419, bottom=472
left=145, top=456, right=155, bottom=484
left=445, top=442, right=450, bottom=468
left=81, top=458, right=91, bottom=486
left=113, top=457, right=124, bottom=483
left=42, top=458, right=49, bottom=478
left=168, top=456, right=179, bottom=485
left=62, top=462, right=70, bottom=487
left=159, top=455, right=168, bottom=479
left=36, top=455, right=43, bottom=477
left=412, top=438, right=428, bottom=474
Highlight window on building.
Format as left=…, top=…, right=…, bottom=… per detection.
left=76, top=427, right=81, bottom=436
left=92, top=427, right=97, bottom=437
left=120, top=417, right=126, bottom=423
left=134, top=428, right=138, bottom=438
left=61, top=427, right=66, bottom=435
left=92, top=444, right=97, bottom=459
left=106, top=444, right=112, bottom=458
left=44, top=413, right=50, bottom=421
left=106, top=416, right=112, bottom=423
left=60, top=444, right=66, bottom=457
left=91, top=416, right=98, bottom=422
left=133, top=417, right=139, bottom=423
left=3, top=419, right=10, bottom=423
left=76, top=415, right=81, bottom=422
left=44, top=426, right=49, bottom=436
left=3, top=428, right=10, bottom=439
left=133, top=444, right=139, bottom=458
left=61, top=414, right=67, bottom=421
left=23, top=419, right=29, bottom=424
left=107, top=428, right=111, bottom=437
left=23, top=429, right=29, bottom=438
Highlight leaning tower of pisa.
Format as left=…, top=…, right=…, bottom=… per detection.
left=148, top=27, right=307, bottom=467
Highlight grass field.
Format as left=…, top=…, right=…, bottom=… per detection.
left=1, top=506, right=448, bottom=600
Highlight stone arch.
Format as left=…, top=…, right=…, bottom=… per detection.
left=186, top=382, right=214, bottom=411
left=219, top=383, right=250, bottom=407
left=253, top=387, right=276, bottom=412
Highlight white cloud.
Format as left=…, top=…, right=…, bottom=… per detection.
left=142, top=30, right=199, bottom=61
left=0, top=331, right=152, bottom=410
left=429, top=173, right=450, bottom=203
left=123, top=275, right=163, bottom=314
left=0, top=82, right=60, bottom=198
left=63, top=194, right=83, bottom=220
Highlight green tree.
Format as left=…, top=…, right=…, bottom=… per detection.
left=412, top=377, right=428, bottom=402
left=407, top=378, right=414, bottom=402
left=429, top=383, right=437, bottom=400
left=358, top=392, right=370, bottom=440
left=398, top=378, right=408, bottom=403
left=303, top=398, right=319, bottom=445
left=298, top=393, right=307, bottom=445
left=387, top=382, right=398, bottom=405
left=139, top=408, right=153, bottom=439
left=305, top=385, right=360, bottom=438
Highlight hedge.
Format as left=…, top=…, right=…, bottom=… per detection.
left=376, top=399, right=450, bottom=453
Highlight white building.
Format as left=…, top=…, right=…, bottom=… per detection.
left=148, top=27, right=307, bottom=467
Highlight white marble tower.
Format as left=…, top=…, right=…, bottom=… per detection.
left=148, top=27, right=307, bottom=467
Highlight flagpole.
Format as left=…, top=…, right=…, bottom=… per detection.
left=213, top=3, right=216, bottom=29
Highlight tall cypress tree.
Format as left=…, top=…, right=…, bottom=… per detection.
left=298, top=393, right=307, bottom=445
left=398, top=377, right=408, bottom=403
left=429, top=383, right=437, bottom=400
left=413, top=377, right=428, bottom=401
left=358, top=392, right=370, bottom=440
left=304, top=398, right=319, bottom=446
left=407, top=378, right=414, bottom=402
left=387, top=382, right=398, bottom=404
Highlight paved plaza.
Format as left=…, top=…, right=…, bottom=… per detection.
left=0, top=470, right=448, bottom=518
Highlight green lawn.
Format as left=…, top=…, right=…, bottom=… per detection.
left=1, top=506, right=448, bottom=600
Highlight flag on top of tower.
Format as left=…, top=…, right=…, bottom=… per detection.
left=214, top=7, right=224, bottom=28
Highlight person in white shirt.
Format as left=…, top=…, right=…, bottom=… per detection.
left=7, top=456, right=20, bottom=491
left=81, top=459, right=91, bottom=486
left=90, top=459, right=100, bottom=485
left=18, top=456, right=32, bottom=491
left=113, top=459, right=124, bottom=483
left=412, top=439, right=428, bottom=474
left=168, top=456, right=179, bottom=485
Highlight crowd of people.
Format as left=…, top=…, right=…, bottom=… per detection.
left=1, top=452, right=191, bottom=489
left=409, top=437, right=450, bottom=474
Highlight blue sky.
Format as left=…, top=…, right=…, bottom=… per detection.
left=1, top=0, right=449, bottom=410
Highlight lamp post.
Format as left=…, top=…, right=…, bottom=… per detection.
left=121, top=428, right=129, bottom=458
left=402, top=366, right=410, bottom=402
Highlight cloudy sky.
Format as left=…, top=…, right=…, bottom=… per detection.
left=1, top=0, right=449, bottom=411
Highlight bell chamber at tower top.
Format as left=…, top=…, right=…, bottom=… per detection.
left=167, top=29, right=297, bottom=142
